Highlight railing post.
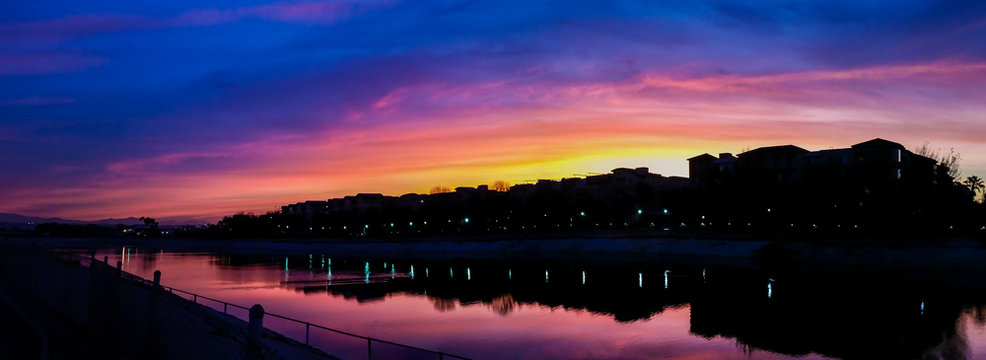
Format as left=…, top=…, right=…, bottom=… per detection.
left=193, top=294, right=197, bottom=303
left=87, top=253, right=101, bottom=341
left=305, top=323, right=310, bottom=345
left=102, top=257, right=121, bottom=358
left=146, top=269, right=163, bottom=358
left=223, top=303, right=228, bottom=315
left=247, top=304, right=264, bottom=360
left=367, top=338, right=372, bottom=360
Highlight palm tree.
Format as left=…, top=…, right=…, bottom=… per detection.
left=964, top=175, right=984, bottom=201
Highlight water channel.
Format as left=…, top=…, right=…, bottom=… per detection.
left=88, top=246, right=986, bottom=359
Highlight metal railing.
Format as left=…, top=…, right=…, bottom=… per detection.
left=74, top=251, right=471, bottom=360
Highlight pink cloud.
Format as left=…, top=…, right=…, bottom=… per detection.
left=348, top=62, right=986, bottom=117
left=105, top=152, right=230, bottom=174
left=635, top=62, right=986, bottom=92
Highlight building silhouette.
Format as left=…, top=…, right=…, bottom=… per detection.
left=204, top=138, right=978, bottom=238
left=684, top=138, right=963, bottom=234
left=688, top=138, right=947, bottom=191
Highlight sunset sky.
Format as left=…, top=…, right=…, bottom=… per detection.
left=3, top=0, right=986, bottom=223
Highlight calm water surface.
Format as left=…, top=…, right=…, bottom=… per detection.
left=90, top=246, right=986, bottom=360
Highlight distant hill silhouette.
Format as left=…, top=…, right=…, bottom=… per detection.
left=0, top=213, right=143, bottom=226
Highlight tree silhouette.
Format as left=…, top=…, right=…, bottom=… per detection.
left=964, top=175, right=984, bottom=202
left=139, top=216, right=158, bottom=227
left=138, top=216, right=161, bottom=237
left=915, top=142, right=961, bottom=178
left=429, top=186, right=451, bottom=194
left=491, top=180, right=510, bottom=192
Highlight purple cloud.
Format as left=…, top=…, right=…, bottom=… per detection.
left=1, top=1, right=390, bottom=42
left=0, top=51, right=106, bottom=75
left=2, top=97, right=75, bottom=105
left=0, top=13, right=153, bottom=42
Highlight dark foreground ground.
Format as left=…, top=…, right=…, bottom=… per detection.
left=0, top=242, right=338, bottom=360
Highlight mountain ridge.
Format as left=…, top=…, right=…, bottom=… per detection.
left=0, top=213, right=143, bottom=226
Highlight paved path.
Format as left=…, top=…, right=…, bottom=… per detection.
left=0, top=243, right=337, bottom=360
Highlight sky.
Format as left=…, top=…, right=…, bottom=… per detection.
left=2, top=0, right=986, bottom=223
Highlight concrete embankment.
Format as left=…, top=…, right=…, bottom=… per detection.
left=0, top=242, right=338, bottom=360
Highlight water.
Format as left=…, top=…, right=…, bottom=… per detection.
left=94, top=246, right=986, bottom=359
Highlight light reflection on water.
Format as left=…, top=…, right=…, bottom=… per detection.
left=96, top=247, right=986, bottom=360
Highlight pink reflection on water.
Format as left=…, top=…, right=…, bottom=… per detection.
left=963, top=309, right=986, bottom=358
left=98, top=248, right=859, bottom=359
